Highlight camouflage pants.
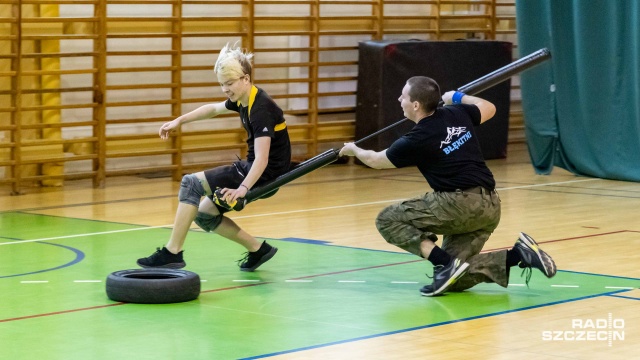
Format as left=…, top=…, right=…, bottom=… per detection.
left=376, top=188, right=508, bottom=291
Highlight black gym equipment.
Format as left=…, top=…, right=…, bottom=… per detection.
left=106, top=269, right=201, bottom=304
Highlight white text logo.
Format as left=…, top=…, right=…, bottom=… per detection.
left=541, top=313, right=624, bottom=347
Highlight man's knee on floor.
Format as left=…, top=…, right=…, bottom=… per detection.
left=194, top=212, right=223, bottom=232
left=178, top=174, right=206, bottom=207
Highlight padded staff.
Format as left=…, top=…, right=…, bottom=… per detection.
left=244, top=149, right=339, bottom=204
left=235, top=48, right=552, bottom=210
left=457, top=48, right=551, bottom=95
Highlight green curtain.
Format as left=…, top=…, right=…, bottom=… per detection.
left=516, top=0, right=640, bottom=181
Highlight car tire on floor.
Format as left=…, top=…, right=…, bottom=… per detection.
left=106, top=268, right=200, bottom=304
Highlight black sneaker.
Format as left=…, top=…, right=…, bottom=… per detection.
left=420, top=258, right=469, bottom=297
left=237, top=242, right=278, bottom=272
left=514, top=232, right=557, bottom=279
left=137, top=247, right=186, bottom=269
left=420, top=283, right=435, bottom=295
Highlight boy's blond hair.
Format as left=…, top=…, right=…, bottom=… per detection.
left=214, top=42, right=253, bottom=80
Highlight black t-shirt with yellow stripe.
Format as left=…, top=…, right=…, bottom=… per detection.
left=225, top=86, right=291, bottom=178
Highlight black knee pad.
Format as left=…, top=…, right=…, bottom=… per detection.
left=194, top=212, right=223, bottom=232
left=178, top=174, right=205, bottom=207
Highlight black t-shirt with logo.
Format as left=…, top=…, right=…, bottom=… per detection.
left=225, top=86, right=291, bottom=179
left=386, top=104, right=495, bottom=192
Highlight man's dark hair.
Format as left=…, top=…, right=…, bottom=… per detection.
left=406, top=76, right=441, bottom=113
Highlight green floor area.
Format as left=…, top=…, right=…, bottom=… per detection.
left=1, top=212, right=638, bottom=359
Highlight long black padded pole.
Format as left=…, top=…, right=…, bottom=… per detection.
left=458, top=48, right=550, bottom=94
left=352, top=117, right=409, bottom=146
left=243, top=149, right=339, bottom=203
left=239, top=48, right=552, bottom=209
left=347, top=49, right=552, bottom=150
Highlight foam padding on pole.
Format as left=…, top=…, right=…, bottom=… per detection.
left=244, top=149, right=340, bottom=204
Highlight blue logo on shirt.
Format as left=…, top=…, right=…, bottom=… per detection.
left=441, top=129, right=472, bottom=155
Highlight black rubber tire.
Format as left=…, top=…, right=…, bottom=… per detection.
left=106, top=269, right=200, bottom=304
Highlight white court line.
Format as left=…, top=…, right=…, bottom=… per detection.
left=0, top=178, right=601, bottom=246
left=20, top=280, right=49, bottom=284
left=0, top=225, right=170, bottom=246
left=232, top=178, right=601, bottom=219
left=496, top=178, right=599, bottom=191
left=508, top=283, right=526, bottom=287
left=605, top=286, right=635, bottom=289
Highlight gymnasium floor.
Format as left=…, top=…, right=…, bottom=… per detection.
left=1, top=144, right=639, bottom=359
